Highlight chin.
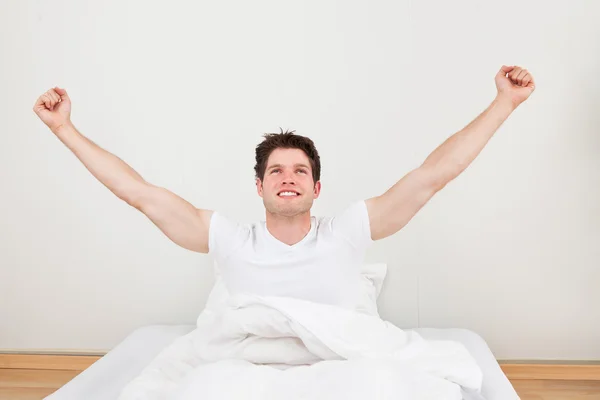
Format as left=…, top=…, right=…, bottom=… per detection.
left=266, top=201, right=312, bottom=217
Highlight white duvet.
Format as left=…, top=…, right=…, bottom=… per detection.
left=119, top=294, right=484, bottom=400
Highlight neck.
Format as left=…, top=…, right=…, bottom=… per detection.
left=265, top=210, right=312, bottom=246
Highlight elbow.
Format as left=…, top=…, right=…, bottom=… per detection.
left=115, top=182, right=151, bottom=210
left=418, top=164, right=456, bottom=192
left=123, top=194, right=143, bottom=210
left=117, top=191, right=140, bottom=209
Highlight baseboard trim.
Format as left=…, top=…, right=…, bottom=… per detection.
left=0, top=348, right=108, bottom=356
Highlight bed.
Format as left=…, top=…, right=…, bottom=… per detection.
left=45, top=324, right=519, bottom=400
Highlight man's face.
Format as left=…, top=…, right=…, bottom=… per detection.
left=256, top=148, right=321, bottom=217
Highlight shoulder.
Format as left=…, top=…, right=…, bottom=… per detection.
left=317, top=200, right=373, bottom=247
left=208, top=211, right=254, bottom=258
left=331, top=200, right=370, bottom=226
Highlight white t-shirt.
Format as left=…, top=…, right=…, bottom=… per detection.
left=208, top=200, right=374, bottom=310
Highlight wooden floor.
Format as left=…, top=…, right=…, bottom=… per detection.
left=1, top=356, right=600, bottom=399
left=0, top=369, right=81, bottom=400
left=512, top=380, right=600, bottom=399
left=0, top=354, right=92, bottom=400
left=2, top=376, right=600, bottom=399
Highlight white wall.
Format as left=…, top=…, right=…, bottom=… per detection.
left=1, top=0, right=598, bottom=360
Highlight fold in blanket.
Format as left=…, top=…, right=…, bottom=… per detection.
left=119, top=294, right=484, bottom=400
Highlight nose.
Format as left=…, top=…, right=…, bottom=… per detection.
left=282, top=176, right=296, bottom=185
left=281, top=171, right=297, bottom=185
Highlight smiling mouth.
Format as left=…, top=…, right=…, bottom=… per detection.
left=278, top=191, right=300, bottom=198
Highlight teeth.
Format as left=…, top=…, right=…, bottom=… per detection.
left=279, top=191, right=298, bottom=197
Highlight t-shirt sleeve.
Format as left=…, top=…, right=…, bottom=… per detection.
left=208, top=211, right=250, bottom=261
left=330, top=200, right=374, bottom=250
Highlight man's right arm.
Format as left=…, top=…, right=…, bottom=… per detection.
left=34, top=87, right=212, bottom=253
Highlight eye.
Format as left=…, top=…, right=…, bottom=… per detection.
left=271, top=169, right=281, bottom=174
left=296, top=169, right=307, bottom=174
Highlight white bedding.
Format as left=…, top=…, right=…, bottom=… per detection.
left=45, top=326, right=519, bottom=400
left=117, top=294, right=485, bottom=400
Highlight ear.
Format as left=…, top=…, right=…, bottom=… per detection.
left=256, top=178, right=264, bottom=198
left=313, top=181, right=321, bottom=199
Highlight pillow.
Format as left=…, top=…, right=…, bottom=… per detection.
left=202, top=262, right=388, bottom=320
left=355, top=262, right=388, bottom=316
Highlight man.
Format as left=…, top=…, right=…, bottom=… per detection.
left=33, top=65, right=535, bottom=310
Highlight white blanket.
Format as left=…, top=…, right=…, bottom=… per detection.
left=119, top=294, right=484, bottom=400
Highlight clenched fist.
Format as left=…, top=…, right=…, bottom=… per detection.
left=495, top=65, right=536, bottom=109
left=33, top=87, right=72, bottom=132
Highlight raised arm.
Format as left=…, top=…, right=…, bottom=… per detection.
left=33, top=87, right=212, bottom=253
left=366, top=65, right=536, bottom=240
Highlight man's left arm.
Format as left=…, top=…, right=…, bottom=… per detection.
left=366, top=65, right=536, bottom=241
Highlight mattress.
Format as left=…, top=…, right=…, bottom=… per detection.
left=45, top=325, right=519, bottom=400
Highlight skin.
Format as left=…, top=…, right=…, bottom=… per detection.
left=256, top=148, right=321, bottom=245
left=32, top=65, right=535, bottom=251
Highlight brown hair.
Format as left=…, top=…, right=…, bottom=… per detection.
left=254, top=128, right=321, bottom=184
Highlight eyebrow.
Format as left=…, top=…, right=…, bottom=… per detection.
left=267, top=163, right=310, bottom=171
